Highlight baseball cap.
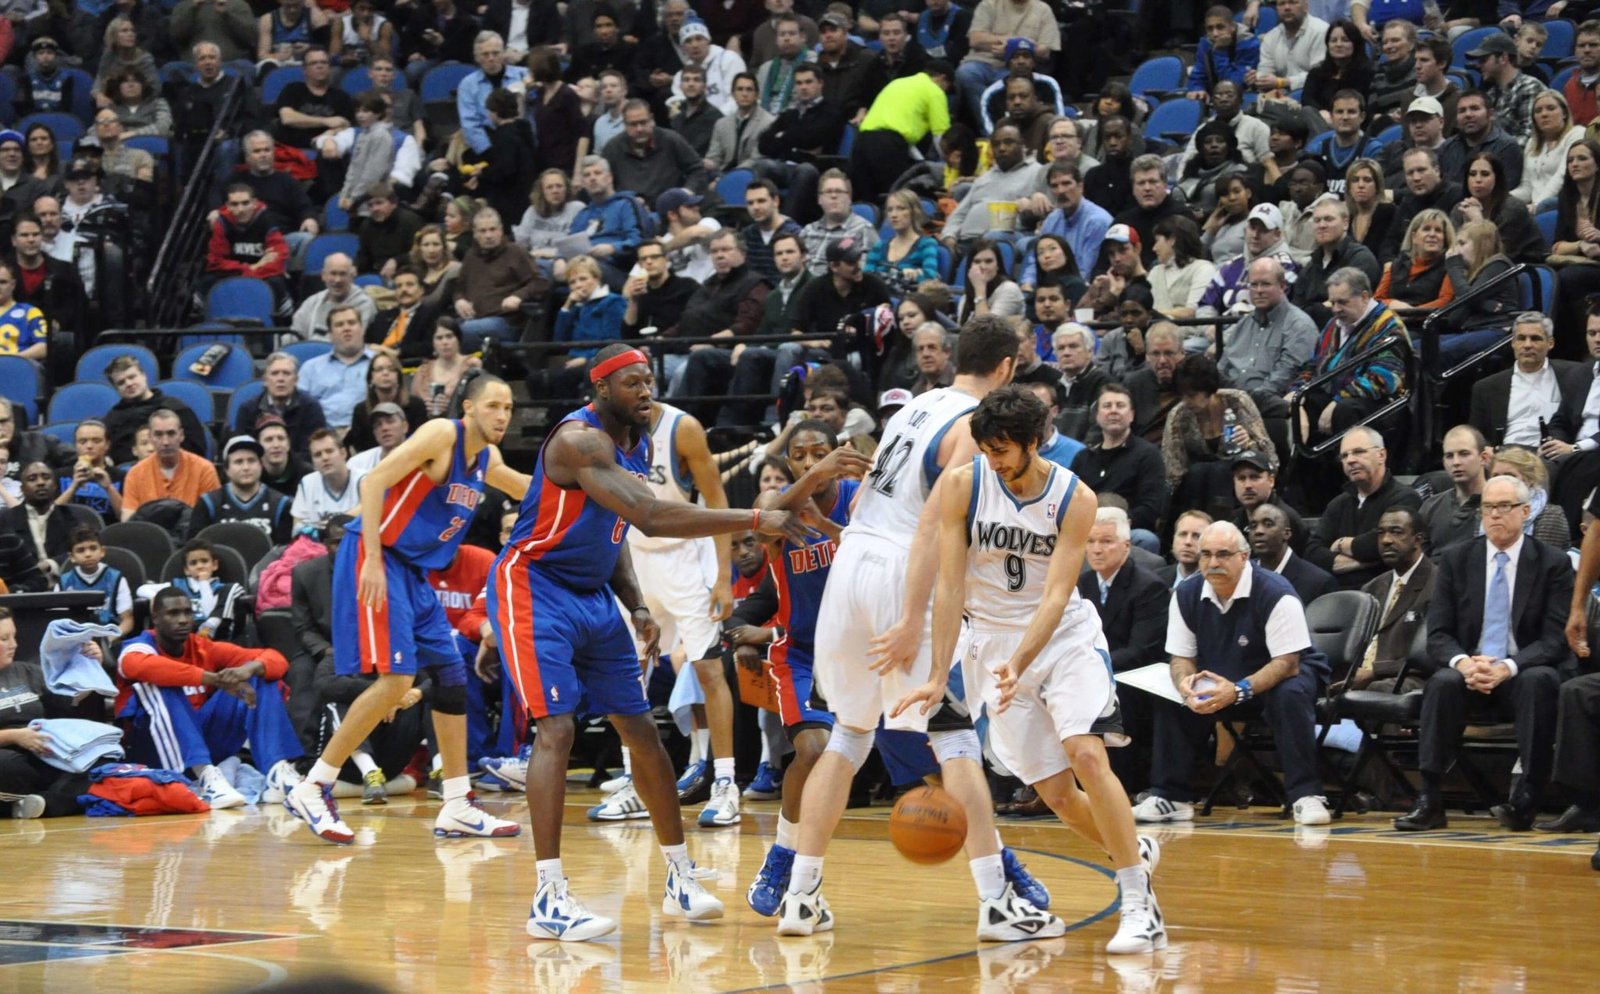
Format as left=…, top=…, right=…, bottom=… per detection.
left=678, top=20, right=711, bottom=42
left=253, top=413, right=288, bottom=434
left=371, top=402, right=405, bottom=420
left=1104, top=223, right=1140, bottom=248
left=1247, top=203, right=1284, bottom=230
left=819, top=11, right=851, bottom=30
left=1466, top=32, right=1517, bottom=59
left=1003, top=38, right=1036, bottom=61
left=656, top=187, right=703, bottom=216
left=1406, top=95, right=1444, bottom=118
left=64, top=157, right=101, bottom=180
left=222, top=435, right=264, bottom=461
left=0, top=130, right=23, bottom=148
left=826, top=236, right=863, bottom=265
left=73, top=134, right=103, bottom=153
left=878, top=388, right=913, bottom=413
left=1232, top=449, right=1275, bottom=473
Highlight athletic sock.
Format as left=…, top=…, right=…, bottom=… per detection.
left=442, top=776, right=470, bottom=803
left=693, top=728, right=711, bottom=764
left=1116, top=866, right=1150, bottom=902
left=192, top=763, right=216, bottom=781
left=352, top=752, right=378, bottom=776
left=660, top=842, right=693, bottom=874
left=970, top=854, right=1005, bottom=901
left=994, top=830, right=1005, bottom=851
left=788, top=855, right=823, bottom=894
left=308, top=760, right=341, bottom=785
left=536, top=858, right=564, bottom=889
left=713, top=757, right=735, bottom=782
left=759, top=729, right=773, bottom=765
left=621, top=747, right=633, bottom=777
left=776, top=814, right=798, bottom=851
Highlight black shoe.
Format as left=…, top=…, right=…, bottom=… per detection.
left=1393, top=797, right=1447, bottom=831
left=1591, top=846, right=1600, bottom=872
left=1490, top=801, right=1537, bottom=831
left=677, top=764, right=711, bottom=804
left=1534, top=805, right=1600, bottom=834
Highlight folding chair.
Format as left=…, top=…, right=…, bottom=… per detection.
left=1327, top=624, right=1430, bottom=816
left=101, top=521, right=176, bottom=580
left=196, top=522, right=274, bottom=572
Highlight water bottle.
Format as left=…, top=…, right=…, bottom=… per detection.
left=1222, top=406, right=1241, bottom=457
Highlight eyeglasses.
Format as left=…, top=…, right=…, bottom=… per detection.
left=1481, top=501, right=1527, bottom=515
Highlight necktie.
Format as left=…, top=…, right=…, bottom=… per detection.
left=1360, top=576, right=1404, bottom=670
left=1098, top=579, right=1109, bottom=605
left=382, top=308, right=409, bottom=349
left=1479, top=551, right=1511, bottom=660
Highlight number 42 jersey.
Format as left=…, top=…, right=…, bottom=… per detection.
left=846, top=387, right=979, bottom=545
left=966, top=454, right=1086, bottom=631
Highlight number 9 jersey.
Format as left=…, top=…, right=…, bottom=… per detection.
left=965, top=454, right=1090, bottom=631
left=848, top=387, right=979, bottom=544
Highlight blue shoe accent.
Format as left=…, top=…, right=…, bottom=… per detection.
left=1002, top=847, right=1051, bottom=910
left=742, top=762, right=782, bottom=800
left=676, top=760, right=707, bottom=793
left=746, top=844, right=795, bottom=917
left=477, top=771, right=517, bottom=792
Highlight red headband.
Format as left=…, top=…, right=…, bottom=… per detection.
left=589, top=349, right=650, bottom=384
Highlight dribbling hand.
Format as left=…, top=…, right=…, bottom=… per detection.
left=630, top=606, right=661, bottom=662
left=358, top=551, right=387, bottom=607
left=890, top=678, right=946, bottom=719
left=867, top=616, right=919, bottom=675
left=755, top=509, right=819, bottom=545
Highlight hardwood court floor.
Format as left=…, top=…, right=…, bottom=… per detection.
left=4, top=788, right=1599, bottom=994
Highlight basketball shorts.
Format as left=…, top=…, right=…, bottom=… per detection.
left=873, top=666, right=974, bottom=785
left=958, top=611, right=1127, bottom=786
left=630, top=538, right=721, bottom=662
left=487, top=556, right=650, bottom=720
left=332, top=534, right=466, bottom=685
left=769, top=638, right=833, bottom=735
left=813, top=534, right=934, bottom=733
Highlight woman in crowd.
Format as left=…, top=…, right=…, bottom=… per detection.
left=956, top=240, right=1024, bottom=324
left=1082, top=81, right=1145, bottom=159
left=1201, top=173, right=1252, bottom=262
left=1097, top=284, right=1160, bottom=382
left=1513, top=89, right=1584, bottom=211
left=757, top=460, right=793, bottom=493
left=25, top=125, right=60, bottom=185
left=1161, top=353, right=1275, bottom=490
left=1438, top=219, right=1520, bottom=366
left=880, top=289, right=951, bottom=392
left=1302, top=20, right=1374, bottom=120
left=1375, top=209, right=1456, bottom=310
left=0, top=608, right=99, bottom=819
left=1020, top=233, right=1086, bottom=302
left=530, top=256, right=628, bottom=417
left=1450, top=152, right=1545, bottom=263
left=411, top=319, right=482, bottom=416
left=330, top=0, right=394, bottom=67
left=107, top=69, right=173, bottom=139
left=443, top=196, right=479, bottom=259
left=1150, top=215, right=1216, bottom=323
left=1345, top=158, right=1395, bottom=256
left=1179, top=121, right=1247, bottom=215
left=1551, top=139, right=1600, bottom=354
left=93, top=16, right=159, bottom=105
left=411, top=224, right=461, bottom=307
left=865, top=190, right=941, bottom=295
left=515, top=169, right=584, bottom=279
left=346, top=350, right=429, bottom=452
left=1489, top=447, right=1572, bottom=549
left=528, top=47, right=588, bottom=176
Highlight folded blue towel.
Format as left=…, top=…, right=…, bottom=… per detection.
left=39, top=620, right=123, bottom=698
left=29, top=718, right=124, bottom=773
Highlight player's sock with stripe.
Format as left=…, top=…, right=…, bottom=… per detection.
left=713, top=758, right=735, bottom=782
left=970, top=854, right=1005, bottom=901
left=621, top=747, right=633, bottom=776
left=776, top=815, right=798, bottom=851
left=1115, top=866, right=1150, bottom=899
left=443, top=776, right=470, bottom=803
left=660, top=843, right=693, bottom=874
left=308, top=760, right=340, bottom=785
left=536, top=859, right=563, bottom=888
left=789, top=855, right=823, bottom=894
left=352, top=752, right=378, bottom=776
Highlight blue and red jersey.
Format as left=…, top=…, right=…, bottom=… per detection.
left=502, top=405, right=652, bottom=592
left=347, top=420, right=489, bottom=571
left=770, top=479, right=857, bottom=645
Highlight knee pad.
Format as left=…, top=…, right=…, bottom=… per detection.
left=822, top=725, right=876, bottom=773
left=929, top=728, right=982, bottom=765
left=431, top=682, right=467, bottom=716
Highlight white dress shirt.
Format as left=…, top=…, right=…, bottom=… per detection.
left=1577, top=360, right=1600, bottom=451
left=1450, top=535, right=1524, bottom=675
left=1165, top=563, right=1312, bottom=659
left=1504, top=361, right=1561, bottom=447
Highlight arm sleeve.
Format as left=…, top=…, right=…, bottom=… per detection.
left=1264, top=595, right=1313, bottom=657
left=118, top=641, right=205, bottom=687
left=1164, top=592, right=1198, bottom=657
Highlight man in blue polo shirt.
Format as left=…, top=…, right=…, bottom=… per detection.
left=1132, top=520, right=1332, bottom=826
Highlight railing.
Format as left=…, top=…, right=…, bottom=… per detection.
left=1288, top=329, right=1416, bottom=458
left=1416, top=262, right=1527, bottom=378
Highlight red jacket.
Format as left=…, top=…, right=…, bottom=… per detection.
left=1566, top=73, right=1600, bottom=127
left=430, top=545, right=493, bottom=640
left=206, top=201, right=290, bottom=279
left=115, top=631, right=289, bottom=714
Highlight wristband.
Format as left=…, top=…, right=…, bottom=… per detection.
left=631, top=605, right=650, bottom=615
left=752, top=508, right=761, bottom=531
left=1234, top=678, right=1253, bottom=704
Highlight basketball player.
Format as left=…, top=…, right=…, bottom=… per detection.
left=589, top=399, right=741, bottom=828
left=777, top=315, right=1062, bottom=941
left=285, top=374, right=527, bottom=844
left=743, top=420, right=872, bottom=916
left=894, top=386, right=1165, bottom=953
left=489, top=344, right=811, bottom=942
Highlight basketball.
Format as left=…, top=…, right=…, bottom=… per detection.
left=889, top=786, right=968, bottom=864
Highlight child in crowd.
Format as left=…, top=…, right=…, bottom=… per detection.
left=56, top=526, right=134, bottom=640
left=136, top=539, right=246, bottom=641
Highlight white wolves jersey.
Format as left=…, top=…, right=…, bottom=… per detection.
left=847, top=387, right=980, bottom=544
left=629, top=402, right=697, bottom=552
left=966, top=455, right=1089, bottom=630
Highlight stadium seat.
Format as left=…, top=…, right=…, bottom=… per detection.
left=177, top=323, right=246, bottom=349
left=1553, top=65, right=1577, bottom=91
left=46, top=383, right=118, bottom=424
left=355, top=273, right=385, bottom=287
left=173, top=344, right=256, bottom=388
left=340, top=65, right=374, bottom=96
left=76, top=344, right=158, bottom=387
left=196, top=522, right=273, bottom=571
left=1129, top=55, right=1185, bottom=100
left=0, top=73, right=16, bottom=126
left=1544, top=19, right=1575, bottom=60
left=282, top=341, right=331, bottom=366
left=18, top=112, right=82, bottom=146
left=38, top=420, right=77, bottom=445
left=421, top=62, right=475, bottom=104
left=101, top=521, right=176, bottom=580
left=161, top=544, right=249, bottom=587
left=1239, top=6, right=1276, bottom=33
left=838, top=123, right=856, bottom=157
left=1374, top=124, right=1402, bottom=147
left=0, top=354, right=41, bottom=423
left=1144, top=99, right=1204, bottom=147
left=125, top=135, right=169, bottom=160
left=851, top=202, right=878, bottom=226
left=1535, top=210, right=1558, bottom=247
left=303, top=233, right=360, bottom=274
left=224, top=381, right=266, bottom=434
left=260, top=66, right=306, bottom=107
left=156, top=380, right=218, bottom=456
left=714, top=168, right=754, bottom=207
left=205, top=276, right=274, bottom=325
left=323, top=195, right=350, bottom=232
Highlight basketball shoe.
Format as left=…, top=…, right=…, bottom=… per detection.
left=284, top=780, right=356, bottom=844
left=599, top=772, right=631, bottom=794
left=1106, top=875, right=1166, bottom=954
left=677, top=760, right=711, bottom=803
left=478, top=752, right=528, bottom=793
left=260, top=760, right=303, bottom=804
left=361, top=769, right=388, bottom=805
left=434, top=793, right=521, bottom=838
left=1001, top=847, right=1051, bottom=909
left=527, top=878, right=616, bottom=942
left=196, top=767, right=246, bottom=809
left=1131, top=796, right=1194, bottom=823
left=663, top=860, right=725, bottom=920
left=742, top=762, right=782, bottom=801
left=698, top=777, right=741, bottom=827
left=587, top=781, right=650, bottom=821
left=776, top=881, right=833, bottom=936
left=1138, top=835, right=1161, bottom=875
left=976, top=883, right=1065, bottom=941
left=747, top=844, right=796, bottom=916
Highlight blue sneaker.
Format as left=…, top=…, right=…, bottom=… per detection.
left=1002, top=847, right=1051, bottom=910
left=742, top=761, right=782, bottom=800
left=746, top=844, right=795, bottom=916
left=676, top=760, right=710, bottom=802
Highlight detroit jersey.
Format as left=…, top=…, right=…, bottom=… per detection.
left=849, top=387, right=979, bottom=544
left=346, top=420, right=487, bottom=570
left=772, top=478, right=859, bottom=644
left=504, top=404, right=651, bottom=591
left=629, top=402, right=697, bottom=553
left=966, top=455, right=1092, bottom=631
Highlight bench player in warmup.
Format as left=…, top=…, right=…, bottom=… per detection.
left=775, top=315, right=1062, bottom=941
left=488, top=345, right=812, bottom=942
left=894, top=386, right=1166, bottom=953
left=285, top=373, right=528, bottom=844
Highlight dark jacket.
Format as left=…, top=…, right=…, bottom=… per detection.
left=1381, top=180, right=1463, bottom=263
left=0, top=530, right=48, bottom=592
left=0, top=503, right=80, bottom=564
left=475, top=121, right=539, bottom=230
left=1078, top=562, right=1169, bottom=672
left=290, top=553, right=333, bottom=663
left=602, top=128, right=709, bottom=201
left=1355, top=555, right=1437, bottom=690
left=232, top=388, right=328, bottom=452
left=757, top=97, right=847, bottom=162
left=1110, top=196, right=1191, bottom=270
left=1449, top=197, right=1546, bottom=265
left=1468, top=359, right=1590, bottom=447
left=1437, top=126, right=1524, bottom=192
left=346, top=395, right=430, bottom=454
left=105, top=389, right=210, bottom=465
left=1069, top=436, right=1168, bottom=534
left=224, top=166, right=316, bottom=233
left=1125, top=365, right=1178, bottom=442
left=1310, top=471, right=1424, bottom=589
left=1427, top=535, right=1573, bottom=673
left=365, top=300, right=443, bottom=362
left=1443, top=254, right=1520, bottom=333
left=1056, top=365, right=1109, bottom=442
left=355, top=207, right=425, bottom=275
left=816, top=42, right=874, bottom=118
left=1293, top=235, right=1381, bottom=329
left=399, top=5, right=479, bottom=64
left=670, top=101, right=723, bottom=158
left=1263, top=549, right=1339, bottom=606
left=672, top=264, right=771, bottom=340
left=622, top=274, right=700, bottom=337
left=14, top=254, right=85, bottom=346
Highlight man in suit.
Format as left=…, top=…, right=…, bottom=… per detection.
left=1079, top=505, right=1169, bottom=797
left=365, top=267, right=441, bottom=362
left=1, top=461, right=80, bottom=568
left=1344, top=507, right=1437, bottom=694
left=1310, top=425, right=1421, bottom=590
left=1467, top=313, right=1588, bottom=449
left=1069, top=384, right=1169, bottom=549
left=1539, top=305, right=1600, bottom=543
left=1249, top=502, right=1337, bottom=606
left=1394, top=475, right=1572, bottom=832
left=1158, top=510, right=1211, bottom=590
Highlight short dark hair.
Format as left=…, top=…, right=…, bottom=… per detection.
left=1270, top=115, right=1310, bottom=144
left=1457, top=87, right=1488, bottom=108
left=1331, top=88, right=1366, bottom=112
left=224, top=181, right=253, bottom=199
left=679, top=64, right=706, bottom=80
left=970, top=385, right=1048, bottom=452
left=1098, top=380, right=1134, bottom=413
left=953, top=315, right=1020, bottom=377
left=152, top=585, right=191, bottom=613
left=1047, top=159, right=1082, bottom=183
left=1419, top=36, right=1451, bottom=65
left=68, top=524, right=101, bottom=549
left=1380, top=505, right=1423, bottom=533
left=787, top=418, right=840, bottom=452
left=745, top=178, right=780, bottom=201
left=771, top=231, right=803, bottom=254
left=485, top=87, right=520, bottom=118
left=463, top=372, right=507, bottom=402
left=793, top=64, right=821, bottom=83
left=1172, top=354, right=1223, bottom=396
left=308, top=427, right=341, bottom=448
left=355, top=91, right=389, bottom=117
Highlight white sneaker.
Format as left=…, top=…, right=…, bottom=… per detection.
left=1131, top=795, right=1194, bottom=824
left=1138, top=835, right=1161, bottom=876
left=662, top=860, right=724, bottom=920
left=434, top=793, right=522, bottom=838
left=776, top=882, right=833, bottom=936
left=1106, top=888, right=1167, bottom=954
left=196, top=767, right=246, bottom=810
left=1293, top=795, right=1332, bottom=826
left=587, top=782, right=650, bottom=821
left=599, top=773, right=631, bottom=794
left=477, top=754, right=528, bottom=792
left=284, top=779, right=356, bottom=844
left=260, top=760, right=302, bottom=804
left=527, top=878, right=617, bottom=942
left=976, top=883, right=1066, bottom=942
left=697, top=776, right=741, bottom=827
left=7, top=794, right=44, bottom=819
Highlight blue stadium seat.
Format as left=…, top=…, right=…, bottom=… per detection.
left=1129, top=55, right=1185, bottom=100
left=283, top=341, right=332, bottom=366
left=1239, top=7, right=1276, bottom=33
left=935, top=242, right=954, bottom=282
left=1374, top=124, right=1403, bottom=147
left=1536, top=210, right=1558, bottom=246
left=156, top=381, right=219, bottom=456
left=355, top=273, right=384, bottom=287
left=38, top=421, right=77, bottom=446
left=838, top=123, right=856, bottom=157
left=61, top=68, right=95, bottom=121
left=18, top=112, right=82, bottom=146
left=173, top=343, right=256, bottom=389
left=205, top=276, right=274, bottom=325
left=260, top=66, right=306, bottom=107
left=340, top=65, right=375, bottom=95
left=76, top=344, right=158, bottom=386
left=1452, top=27, right=1502, bottom=69
left=851, top=202, right=878, bottom=226
left=714, top=168, right=754, bottom=207
left=421, top=62, right=475, bottom=104
left=125, top=135, right=169, bottom=160
left=323, top=195, right=350, bottom=232
left=178, top=323, right=245, bottom=349
left=0, top=73, right=16, bottom=127
left=224, top=381, right=266, bottom=433
left=1144, top=99, right=1204, bottom=147
left=47, top=383, right=118, bottom=424
left=1526, top=263, right=1556, bottom=314
left=1554, top=65, right=1578, bottom=91
left=0, top=355, right=41, bottom=423
left=303, top=233, right=360, bottom=274
left=1544, top=19, right=1576, bottom=59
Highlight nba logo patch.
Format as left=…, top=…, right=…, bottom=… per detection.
left=1237, top=635, right=1249, bottom=648
left=551, top=686, right=560, bottom=702
left=394, top=652, right=403, bottom=663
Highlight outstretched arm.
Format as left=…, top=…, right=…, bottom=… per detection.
left=485, top=446, right=531, bottom=501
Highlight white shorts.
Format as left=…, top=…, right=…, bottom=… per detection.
left=813, top=533, right=933, bottom=733
left=630, top=539, right=721, bottom=663
left=960, top=604, right=1126, bottom=786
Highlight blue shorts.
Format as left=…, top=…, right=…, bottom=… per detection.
left=486, top=556, right=649, bottom=720
left=877, top=664, right=972, bottom=785
left=332, top=533, right=465, bottom=685
left=769, top=638, right=833, bottom=736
